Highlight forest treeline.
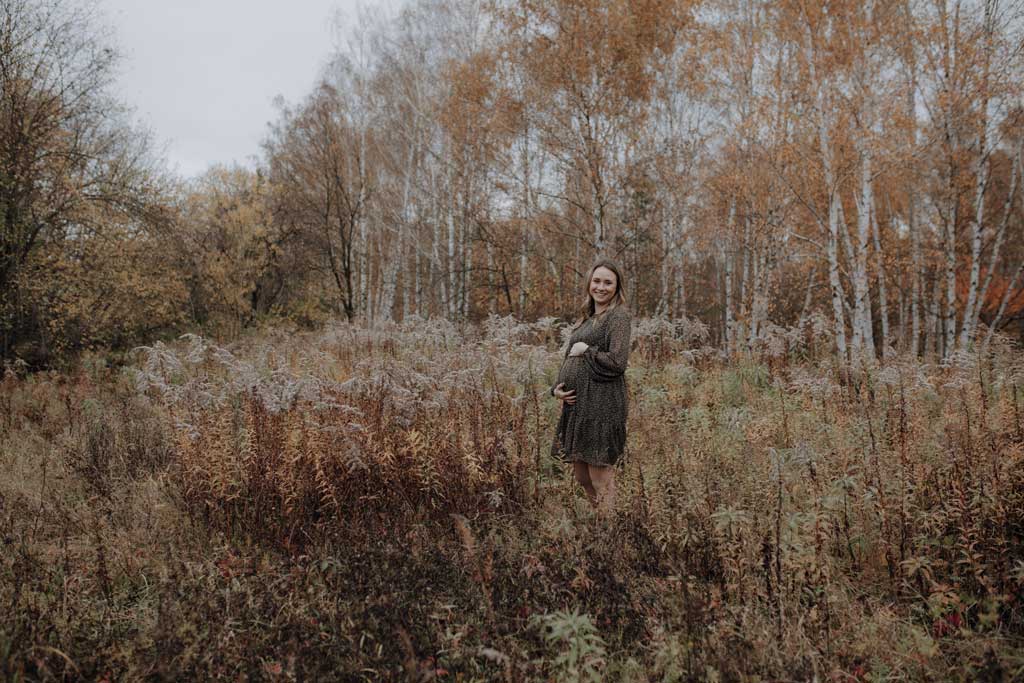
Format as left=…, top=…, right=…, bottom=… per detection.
left=2, top=0, right=1023, bottom=367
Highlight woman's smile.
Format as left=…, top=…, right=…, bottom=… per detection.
left=589, top=266, right=618, bottom=307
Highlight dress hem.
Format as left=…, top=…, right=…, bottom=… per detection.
left=562, top=458, right=620, bottom=467
left=556, top=450, right=624, bottom=467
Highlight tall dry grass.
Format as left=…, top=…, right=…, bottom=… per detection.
left=2, top=316, right=1024, bottom=680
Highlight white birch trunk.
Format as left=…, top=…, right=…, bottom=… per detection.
left=463, top=235, right=473, bottom=319
left=958, top=122, right=991, bottom=350
left=737, top=213, right=750, bottom=347
left=748, top=247, right=770, bottom=348
left=831, top=188, right=854, bottom=268
left=835, top=188, right=863, bottom=350
left=904, top=2, right=923, bottom=357
left=943, top=197, right=958, bottom=359
left=677, top=214, right=688, bottom=316
left=487, top=240, right=496, bottom=315
left=805, top=20, right=849, bottom=362
left=659, top=217, right=672, bottom=316
left=925, top=271, right=942, bottom=358
left=410, top=245, right=419, bottom=319
left=358, top=218, right=369, bottom=320
left=747, top=245, right=760, bottom=349
left=724, top=201, right=736, bottom=349
left=447, top=207, right=457, bottom=319
left=939, top=0, right=961, bottom=359
left=432, top=192, right=447, bottom=317
left=740, top=214, right=750, bottom=307
left=519, top=230, right=528, bottom=316
left=910, top=193, right=922, bottom=356
left=897, top=285, right=906, bottom=351
left=826, top=184, right=848, bottom=363
left=378, top=219, right=403, bottom=322
left=960, top=2, right=999, bottom=349
left=872, top=208, right=890, bottom=357
left=851, top=148, right=876, bottom=363
left=519, top=123, right=531, bottom=317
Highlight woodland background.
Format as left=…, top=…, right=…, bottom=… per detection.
left=3, top=0, right=1024, bottom=367
left=5, top=1, right=1024, bottom=680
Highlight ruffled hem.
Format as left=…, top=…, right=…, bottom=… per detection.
left=558, top=451, right=625, bottom=467
left=551, top=418, right=626, bottom=467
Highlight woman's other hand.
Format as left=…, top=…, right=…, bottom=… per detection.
left=553, top=383, right=576, bottom=405
left=568, top=342, right=589, bottom=357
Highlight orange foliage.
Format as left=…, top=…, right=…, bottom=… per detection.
left=956, top=267, right=1024, bottom=319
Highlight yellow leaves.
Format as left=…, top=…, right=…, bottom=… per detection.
left=501, top=0, right=692, bottom=114
left=174, top=164, right=285, bottom=336
left=16, top=220, right=189, bottom=357
left=404, top=428, right=427, bottom=458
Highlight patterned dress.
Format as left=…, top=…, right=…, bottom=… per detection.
left=551, top=306, right=632, bottom=466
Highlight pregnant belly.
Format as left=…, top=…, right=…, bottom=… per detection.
left=556, top=356, right=587, bottom=392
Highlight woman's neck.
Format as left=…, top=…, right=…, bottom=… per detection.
left=594, top=302, right=610, bottom=315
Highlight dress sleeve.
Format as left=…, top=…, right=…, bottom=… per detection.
left=582, top=309, right=631, bottom=381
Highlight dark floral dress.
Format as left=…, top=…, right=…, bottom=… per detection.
left=551, top=307, right=631, bottom=466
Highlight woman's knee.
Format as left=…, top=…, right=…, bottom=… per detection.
left=587, top=464, right=614, bottom=487
left=573, top=461, right=593, bottom=486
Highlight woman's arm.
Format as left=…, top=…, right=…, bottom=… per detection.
left=583, top=309, right=631, bottom=381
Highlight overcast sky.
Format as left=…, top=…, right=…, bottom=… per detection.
left=103, top=1, right=387, bottom=179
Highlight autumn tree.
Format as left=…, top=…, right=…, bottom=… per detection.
left=263, top=81, right=374, bottom=322
left=0, top=0, right=174, bottom=364
left=171, top=166, right=308, bottom=336
left=494, top=0, right=694, bottom=266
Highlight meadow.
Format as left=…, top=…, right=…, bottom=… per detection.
left=2, top=316, right=1024, bottom=681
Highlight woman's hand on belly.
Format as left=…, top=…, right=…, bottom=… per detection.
left=568, top=342, right=589, bottom=357
left=553, top=383, right=576, bottom=405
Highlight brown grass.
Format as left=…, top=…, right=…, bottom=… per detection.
left=2, top=320, right=1024, bottom=681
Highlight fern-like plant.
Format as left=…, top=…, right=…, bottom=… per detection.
left=530, top=608, right=607, bottom=683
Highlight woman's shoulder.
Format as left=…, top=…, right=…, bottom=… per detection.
left=608, top=306, right=632, bottom=322
left=595, top=306, right=631, bottom=327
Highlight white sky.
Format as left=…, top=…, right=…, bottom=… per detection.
left=102, top=1, right=382, bottom=178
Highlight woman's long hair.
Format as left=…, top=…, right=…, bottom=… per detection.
left=574, top=258, right=627, bottom=328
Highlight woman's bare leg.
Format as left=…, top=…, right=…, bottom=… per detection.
left=587, top=465, right=616, bottom=513
left=573, top=461, right=597, bottom=505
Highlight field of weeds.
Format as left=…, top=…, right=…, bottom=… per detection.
left=3, top=316, right=1024, bottom=681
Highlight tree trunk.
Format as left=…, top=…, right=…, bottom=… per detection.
left=659, top=217, right=673, bottom=316
left=748, top=246, right=770, bottom=348
left=811, top=61, right=849, bottom=363
left=872, top=207, right=890, bottom=357
left=909, top=188, right=922, bottom=356
left=519, top=229, right=529, bottom=316
left=737, top=212, right=751, bottom=348
left=724, top=202, right=736, bottom=350
left=925, top=270, right=941, bottom=358
left=447, top=207, right=457, bottom=318
left=432, top=194, right=447, bottom=316
left=942, top=191, right=958, bottom=358
left=851, top=147, right=876, bottom=363
left=463, top=231, right=473, bottom=319
left=959, top=0, right=996, bottom=351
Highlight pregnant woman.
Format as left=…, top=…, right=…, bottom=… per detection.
left=551, top=259, right=632, bottom=513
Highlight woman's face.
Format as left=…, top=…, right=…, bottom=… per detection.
left=589, top=266, right=618, bottom=307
